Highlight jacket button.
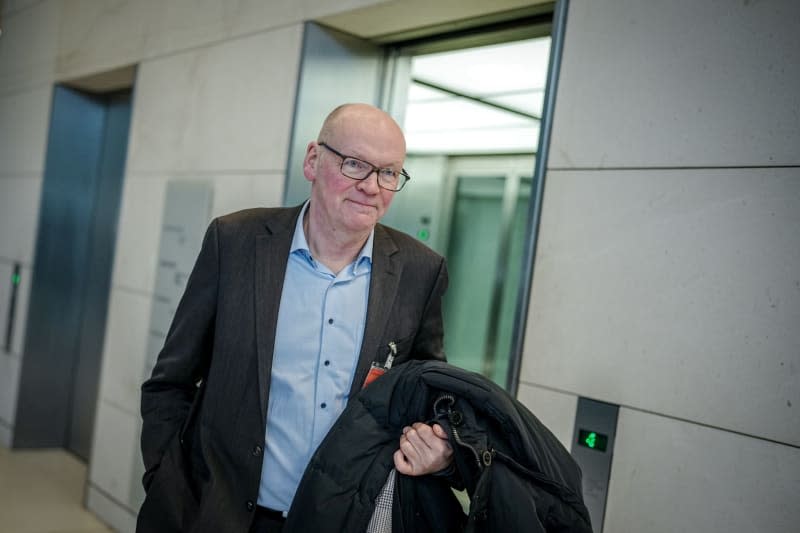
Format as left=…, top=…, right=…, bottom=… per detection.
left=449, top=410, right=463, bottom=426
left=246, top=501, right=255, bottom=511
left=253, top=445, right=263, bottom=457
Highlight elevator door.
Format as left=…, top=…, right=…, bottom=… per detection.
left=14, top=87, right=131, bottom=460
left=283, top=22, right=384, bottom=206
left=443, top=173, right=532, bottom=384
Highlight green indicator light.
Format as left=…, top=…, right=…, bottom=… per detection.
left=11, top=274, right=20, bottom=286
left=578, top=429, right=608, bottom=452
left=416, top=228, right=430, bottom=241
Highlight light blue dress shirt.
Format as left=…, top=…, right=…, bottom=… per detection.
left=258, top=202, right=373, bottom=511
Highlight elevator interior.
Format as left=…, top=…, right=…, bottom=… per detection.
left=380, top=36, right=551, bottom=388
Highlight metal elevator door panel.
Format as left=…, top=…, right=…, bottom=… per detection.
left=443, top=174, right=532, bottom=384
left=493, top=177, right=533, bottom=383
left=68, top=92, right=132, bottom=459
left=14, top=87, right=131, bottom=460
left=443, top=177, right=505, bottom=377
left=283, top=22, right=385, bottom=207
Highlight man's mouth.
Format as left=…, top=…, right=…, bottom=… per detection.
left=347, top=199, right=376, bottom=210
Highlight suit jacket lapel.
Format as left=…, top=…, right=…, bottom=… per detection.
left=254, top=206, right=303, bottom=423
left=350, top=224, right=401, bottom=398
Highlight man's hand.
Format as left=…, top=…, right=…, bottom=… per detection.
left=393, top=422, right=453, bottom=476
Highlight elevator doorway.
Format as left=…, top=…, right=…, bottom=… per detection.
left=283, top=17, right=556, bottom=390
left=14, top=86, right=132, bottom=460
left=381, top=34, right=551, bottom=389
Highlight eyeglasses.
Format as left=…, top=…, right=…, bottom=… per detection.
left=318, top=142, right=410, bottom=192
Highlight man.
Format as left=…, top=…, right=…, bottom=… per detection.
left=138, top=104, right=452, bottom=533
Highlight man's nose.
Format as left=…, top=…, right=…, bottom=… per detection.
left=356, top=170, right=381, bottom=194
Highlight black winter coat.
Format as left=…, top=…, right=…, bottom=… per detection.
left=284, top=360, right=593, bottom=532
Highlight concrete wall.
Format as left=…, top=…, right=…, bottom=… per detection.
left=519, top=0, right=800, bottom=531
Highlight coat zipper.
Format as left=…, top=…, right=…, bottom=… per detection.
left=434, top=393, right=482, bottom=470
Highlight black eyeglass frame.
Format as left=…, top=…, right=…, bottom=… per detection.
left=318, top=142, right=411, bottom=192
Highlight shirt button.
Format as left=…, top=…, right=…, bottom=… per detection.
left=320, top=402, right=327, bottom=409
left=252, top=445, right=263, bottom=457
left=324, top=360, right=330, bottom=366
left=328, top=318, right=334, bottom=324
left=246, top=501, right=255, bottom=511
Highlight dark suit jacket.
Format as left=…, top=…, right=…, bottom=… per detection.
left=137, top=205, right=448, bottom=533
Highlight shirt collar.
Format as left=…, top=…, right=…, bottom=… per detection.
left=290, top=201, right=374, bottom=274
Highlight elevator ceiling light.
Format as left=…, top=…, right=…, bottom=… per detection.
left=404, top=36, right=551, bottom=154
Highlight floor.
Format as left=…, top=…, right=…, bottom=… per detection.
left=0, top=446, right=113, bottom=533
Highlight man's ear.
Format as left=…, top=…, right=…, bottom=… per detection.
left=303, top=142, right=318, bottom=183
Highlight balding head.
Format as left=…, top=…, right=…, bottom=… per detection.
left=317, top=103, right=406, bottom=157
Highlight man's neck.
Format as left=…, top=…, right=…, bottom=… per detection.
left=303, top=209, right=370, bottom=275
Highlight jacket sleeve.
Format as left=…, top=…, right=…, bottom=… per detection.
left=140, top=219, right=219, bottom=489
left=410, top=256, right=449, bottom=362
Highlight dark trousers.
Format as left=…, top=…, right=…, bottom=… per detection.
left=249, top=506, right=285, bottom=533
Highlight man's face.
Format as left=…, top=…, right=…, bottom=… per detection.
left=304, top=109, right=405, bottom=236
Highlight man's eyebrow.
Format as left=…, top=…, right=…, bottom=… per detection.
left=349, top=152, right=401, bottom=169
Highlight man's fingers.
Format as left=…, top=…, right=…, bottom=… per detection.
left=393, top=449, right=413, bottom=475
left=399, top=434, right=419, bottom=459
left=432, top=423, right=448, bottom=439
left=407, top=423, right=441, bottom=448
left=403, top=426, right=428, bottom=451
left=409, top=423, right=451, bottom=454
left=395, top=422, right=454, bottom=477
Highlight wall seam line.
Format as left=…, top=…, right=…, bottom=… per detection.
left=519, top=379, right=800, bottom=450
